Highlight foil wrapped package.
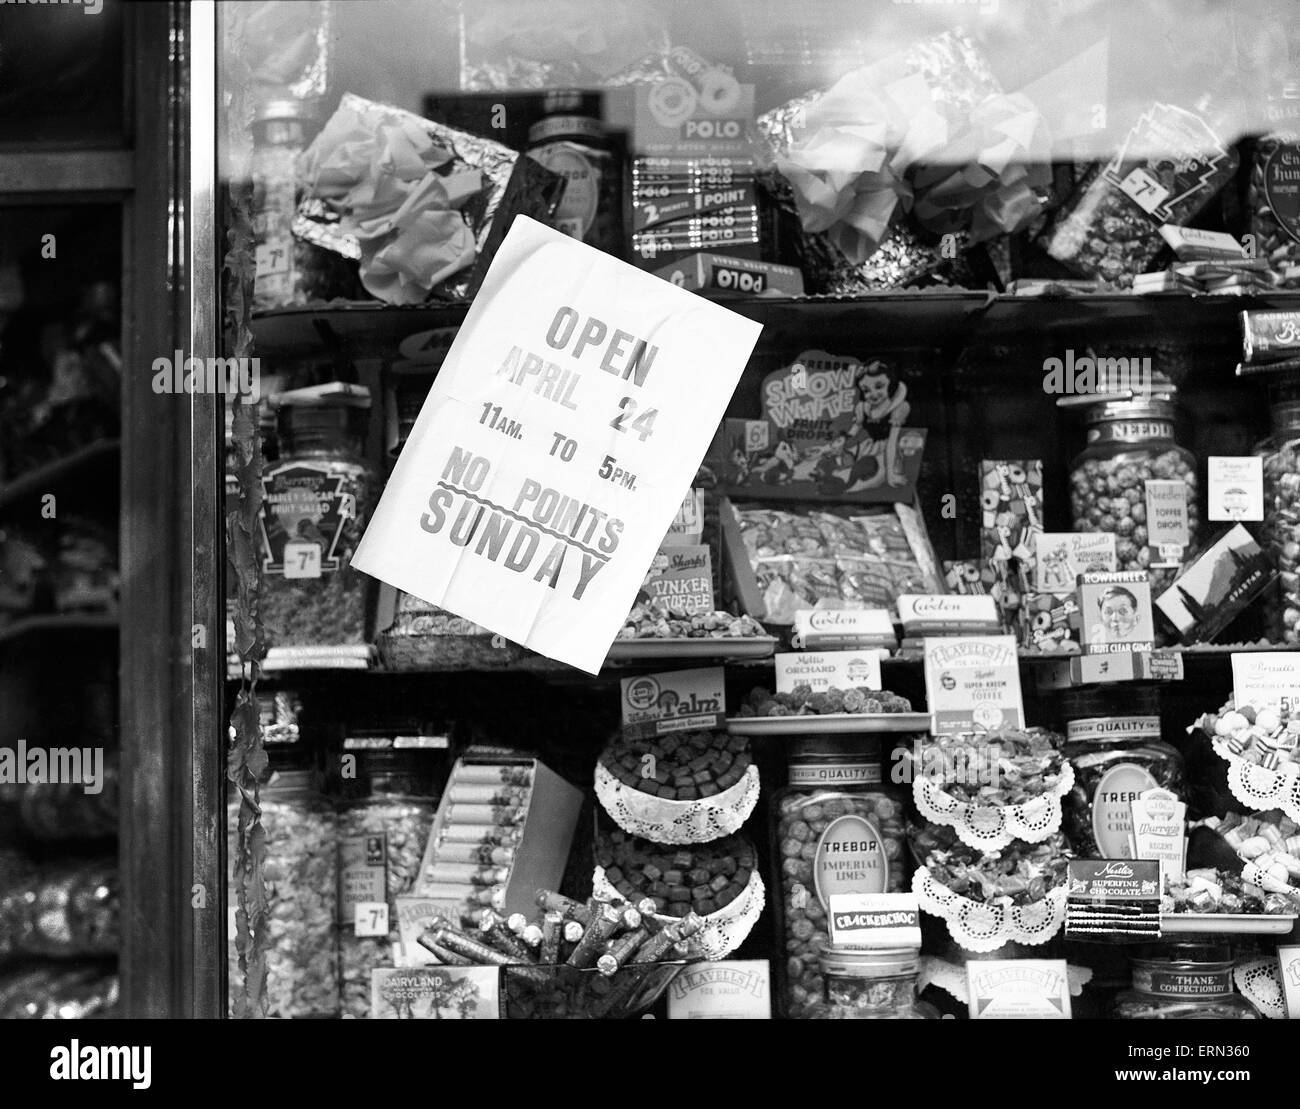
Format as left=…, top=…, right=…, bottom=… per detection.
left=294, top=94, right=562, bottom=304
left=755, top=29, right=1055, bottom=288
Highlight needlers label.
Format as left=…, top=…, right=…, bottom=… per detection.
left=813, top=813, right=889, bottom=908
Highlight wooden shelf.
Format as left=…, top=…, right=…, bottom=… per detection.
left=250, top=291, right=1300, bottom=359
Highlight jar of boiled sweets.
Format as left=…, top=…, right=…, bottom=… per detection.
left=1113, top=943, right=1257, bottom=1019
left=227, top=746, right=339, bottom=1019
left=811, top=947, right=937, bottom=1020
left=771, top=734, right=911, bottom=1019
left=1059, top=686, right=1185, bottom=858
left=1256, top=388, right=1300, bottom=642
left=527, top=91, right=622, bottom=256
left=259, top=384, right=377, bottom=650
left=336, top=740, right=437, bottom=1019
left=1069, top=389, right=1199, bottom=599
left=251, top=98, right=317, bottom=312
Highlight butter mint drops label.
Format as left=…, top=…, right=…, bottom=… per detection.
left=352, top=218, right=760, bottom=673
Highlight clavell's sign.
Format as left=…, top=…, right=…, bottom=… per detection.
left=353, top=218, right=759, bottom=673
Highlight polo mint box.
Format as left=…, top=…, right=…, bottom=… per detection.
left=654, top=252, right=803, bottom=298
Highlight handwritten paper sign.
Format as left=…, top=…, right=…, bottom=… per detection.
left=353, top=218, right=760, bottom=673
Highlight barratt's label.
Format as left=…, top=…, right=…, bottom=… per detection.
left=260, top=462, right=357, bottom=576
left=1066, top=716, right=1162, bottom=743
left=813, top=813, right=889, bottom=909
left=1091, top=763, right=1159, bottom=858
left=789, top=761, right=882, bottom=788
left=621, top=667, right=726, bottom=737
left=339, top=832, right=388, bottom=925
left=775, top=650, right=881, bottom=694
left=1132, top=966, right=1233, bottom=998
left=1230, top=652, right=1300, bottom=713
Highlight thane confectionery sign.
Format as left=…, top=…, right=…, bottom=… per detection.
left=353, top=218, right=760, bottom=673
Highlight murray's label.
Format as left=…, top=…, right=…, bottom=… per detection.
left=813, top=813, right=889, bottom=908
left=260, top=463, right=357, bottom=576
left=1091, top=763, right=1159, bottom=858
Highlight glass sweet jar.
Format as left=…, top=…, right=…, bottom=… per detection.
left=1113, top=943, right=1257, bottom=1019
left=1068, top=390, right=1200, bottom=598
left=258, top=384, right=377, bottom=649
left=227, top=752, right=339, bottom=1019
left=770, top=734, right=911, bottom=1019
left=811, top=947, right=937, bottom=1019
left=336, top=742, right=437, bottom=1019
left=1059, top=686, right=1185, bottom=859
left=1256, top=391, right=1300, bottom=643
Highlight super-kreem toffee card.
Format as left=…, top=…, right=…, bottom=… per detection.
left=353, top=218, right=760, bottom=673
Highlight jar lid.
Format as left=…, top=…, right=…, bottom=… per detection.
left=253, top=98, right=319, bottom=124
left=1133, top=941, right=1232, bottom=964
left=788, top=734, right=882, bottom=762
left=820, top=947, right=920, bottom=978
left=1061, top=683, right=1160, bottom=718
left=1084, top=395, right=1176, bottom=425
left=277, top=385, right=371, bottom=454
left=528, top=114, right=606, bottom=146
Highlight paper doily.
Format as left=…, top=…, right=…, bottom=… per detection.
left=919, top=955, right=1093, bottom=1004
left=1210, top=740, right=1300, bottom=823
left=593, top=866, right=765, bottom=961
left=1234, top=957, right=1287, bottom=1019
left=594, top=761, right=761, bottom=845
left=913, top=868, right=1068, bottom=953
left=914, top=763, right=1074, bottom=852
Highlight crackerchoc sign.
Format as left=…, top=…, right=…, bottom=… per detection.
left=353, top=218, right=760, bottom=673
